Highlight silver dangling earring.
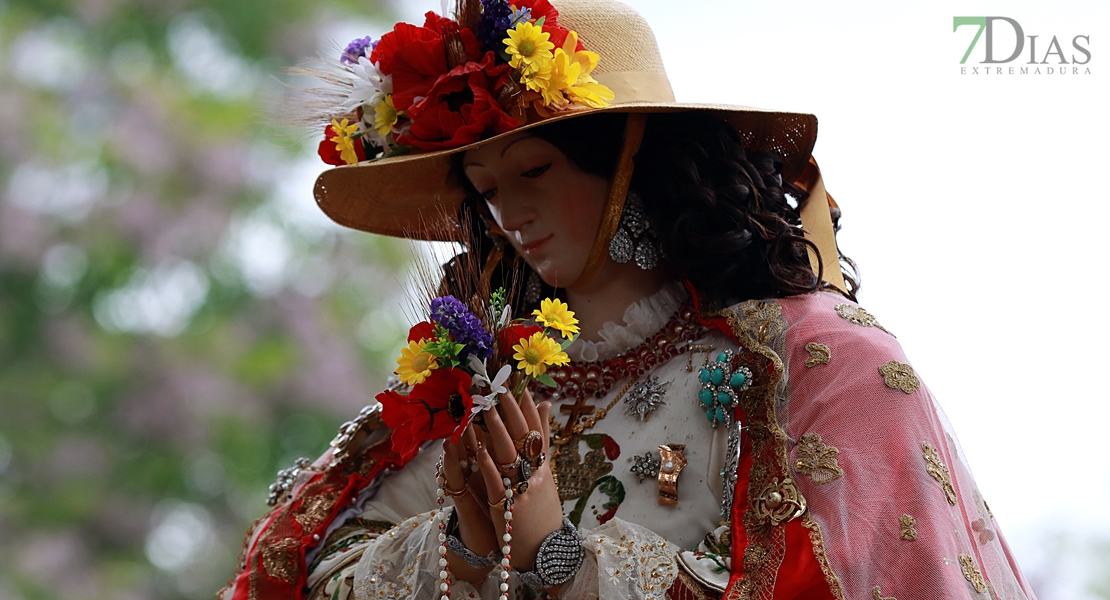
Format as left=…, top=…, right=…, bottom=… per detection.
left=609, top=190, right=661, bottom=270
left=523, top=269, right=542, bottom=306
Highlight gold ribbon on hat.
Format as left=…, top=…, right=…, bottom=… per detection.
left=569, top=112, right=648, bottom=289
left=795, top=157, right=848, bottom=294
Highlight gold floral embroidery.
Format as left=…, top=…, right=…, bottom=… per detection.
left=959, top=553, right=987, bottom=593
left=899, top=514, right=917, bottom=541
left=834, top=303, right=892, bottom=335
left=553, top=434, right=613, bottom=501
left=872, top=586, right=896, bottom=600
left=794, top=433, right=844, bottom=485
left=879, top=360, right=920, bottom=394
left=804, top=342, right=831, bottom=367
left=294, top=490, right=340, bottom=531
left=596, top=532, right=677, bottom=595
left=922, top=442, right=957, bottom=505
left=261, top=537, right=300, bottom=582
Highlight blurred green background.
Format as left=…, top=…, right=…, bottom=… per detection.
left=0, top=0, right=421, bottom=597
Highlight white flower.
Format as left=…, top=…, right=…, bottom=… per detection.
left=344, top=56, right=391, bottom=112
left=469, top=356, right=511, bottom=416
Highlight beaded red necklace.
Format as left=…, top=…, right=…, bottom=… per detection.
left=531, top=302, right=708, bottom=403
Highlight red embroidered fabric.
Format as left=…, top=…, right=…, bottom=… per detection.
left=728, top=409, right=832, bottom=600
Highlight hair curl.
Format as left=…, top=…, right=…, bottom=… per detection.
left=445, top=112, right=859, bottom=313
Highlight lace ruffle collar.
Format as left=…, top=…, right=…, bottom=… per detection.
left=563, top=281, right=688, bottom=363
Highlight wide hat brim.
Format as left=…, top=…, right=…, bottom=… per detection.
left=313, top=0, right=820, bottom=241
left=315, top=101, right=817, bottom=241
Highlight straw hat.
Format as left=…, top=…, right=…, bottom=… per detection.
left=312, top=0, right=819, bottom=242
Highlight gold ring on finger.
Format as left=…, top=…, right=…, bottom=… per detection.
left=496, top=455, right=521, bottom=475
left=514, top=430, right=543, bottom=462
left=442, top=480, right=469, bottom=498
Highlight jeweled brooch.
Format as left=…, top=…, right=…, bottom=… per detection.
left=624, top=376, right=667, bottom=421
left=696, top=349, right=753, bottom=427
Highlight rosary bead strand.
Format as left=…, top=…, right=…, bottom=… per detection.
left=435, top=455, right=452, bottom=600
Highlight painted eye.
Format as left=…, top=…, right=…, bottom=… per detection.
left=522, top=163, right=552, bottom=178
left=480, top=188, right=498, bottom=202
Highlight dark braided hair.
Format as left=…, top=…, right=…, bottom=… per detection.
left=446, top=112, right=859, bottom=313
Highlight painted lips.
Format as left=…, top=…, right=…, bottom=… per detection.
left=520, top=235, right=552, bottom=254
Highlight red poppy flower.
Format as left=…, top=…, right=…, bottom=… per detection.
left=422, top=11, right=458, bottom=33
left=515, top=0, right=560, bottom=26
left=398, top=52, right=518, bottom=151
left=409, top=368, right=474, bottom=442
left=376, top=367, right=474, bottom=460
left=544, top=23, right=586, bottom=54
left=497, top=324, right=543, bottom=358
left=317, top=124, right=367, bottom=166
left=408, top=321, right=436, bottom=343
left=371, top=21, right=439, bottom=76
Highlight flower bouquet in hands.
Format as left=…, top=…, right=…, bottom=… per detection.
left=376, top=289, right=579, bottom=460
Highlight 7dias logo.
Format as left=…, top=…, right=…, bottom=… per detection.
left=953, top=17, right=1092, bottom=76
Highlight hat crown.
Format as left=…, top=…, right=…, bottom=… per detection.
left=552, top=0, right=675, bottom=103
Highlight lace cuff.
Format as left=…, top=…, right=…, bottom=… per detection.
left=558, top=517, right=679, bottom=600
left=351, top=510, right=488, bottom=600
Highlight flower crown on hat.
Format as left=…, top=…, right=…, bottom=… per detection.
left=317, top=0, right=615, bottom=167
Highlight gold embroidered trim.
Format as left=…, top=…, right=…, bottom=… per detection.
left=667, top=566, right=720, bottom=600
left=294, top=490, right=340, bottom=531
left=834, top=303, right=892, bottom=335
left=879, top=360, right=920, bottom=394
left=922, top=442, right=958, bottom=505
left=720, top=300, right=792, bottom=600
left=794, top=433, right=844, bottom=485
left=872, top=586, right=896, bottom=600
left=959, top=553, right=987, bottom=593
left=801, top=514, right=847, bottom=600
left=804, top=342, right=831, bottom=367
left=261, top=537, right=300, bottom=582
left=899, top=514, right=917, bottom=541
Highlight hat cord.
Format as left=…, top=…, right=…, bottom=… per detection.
left=569, top=112, right=648, bottom=289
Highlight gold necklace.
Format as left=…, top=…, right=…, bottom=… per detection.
left=549, top=377, right=640, bottom=449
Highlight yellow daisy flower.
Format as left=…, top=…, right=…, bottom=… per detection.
left=374, top=94, right=399, bottom=137
left=504, top=21, right=554, bottom=72
left=530, top=31, right=613, bottom=113
left=395, top=339, right=439, bottom=386
left=521, top=55, right=553, bottom=95
left=329, top=118, right=362, bottom=165
left=532, top=298, right=580, bottom=339
left=512, top=331, right=570, bottom=377
left=557, top=31, right=613, bottom=108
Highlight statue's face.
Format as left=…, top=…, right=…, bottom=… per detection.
left=463, top=131, right=609, bottom=288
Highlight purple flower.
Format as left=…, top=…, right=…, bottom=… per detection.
left=431, top=296, right=493, bottom=361
left=342, top=36, right=377, bottom=64
left=477, top=0, right=512, bottom=55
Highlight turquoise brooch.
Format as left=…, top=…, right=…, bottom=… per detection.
left=697, top=349, right=753, bottom=427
